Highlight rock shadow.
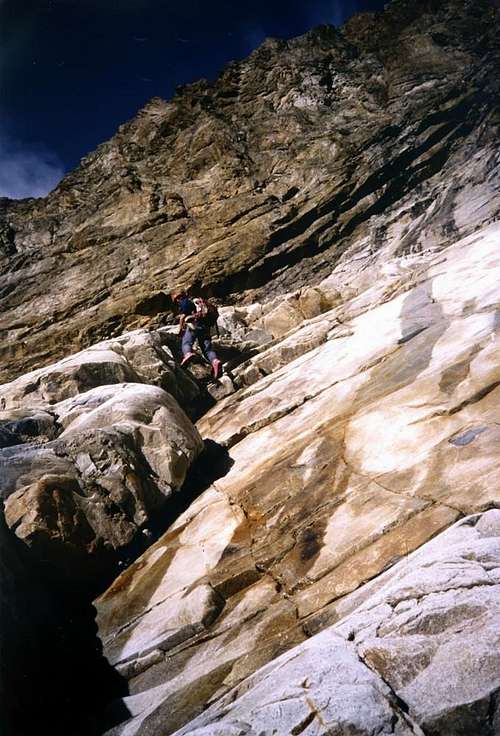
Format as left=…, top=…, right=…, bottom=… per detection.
left=0, top=509, right=130, bottom=736
left=145, top=439, right=234, bottom=544
left=93, top=439, right=234, bottom=733
left=392, top=280, right=448, bottom=384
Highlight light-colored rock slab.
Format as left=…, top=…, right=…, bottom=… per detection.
left=169, top=512, right=500, bottom=736
left=97, top=223, right=500, bottom=734
left=174, top=632, right=419, bottom=736
left=96, top=226, right=500, bottom=733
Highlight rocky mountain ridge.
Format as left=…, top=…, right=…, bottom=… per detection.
left=1, top=0, right=500, bottom=734
left=1, top=0, right=499, bottom=382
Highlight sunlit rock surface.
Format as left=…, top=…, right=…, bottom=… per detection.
left=171, top=511, right=500, bottom=736
left=96, top=221, right=500, bottom=735
left=0, top=328, right=201, bottom=416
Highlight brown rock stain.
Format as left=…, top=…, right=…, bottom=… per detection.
left=439, top=342, right=482, bottom=395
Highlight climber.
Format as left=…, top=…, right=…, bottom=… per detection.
left=172, top=290, right=222, bottom=379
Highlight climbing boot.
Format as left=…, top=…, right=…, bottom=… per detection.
left=180, top=352, right=196, bottom=367
left=211, top=359, right=222, bottom=379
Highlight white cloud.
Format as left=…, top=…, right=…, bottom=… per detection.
left=0, top=134, right=64, bottom=200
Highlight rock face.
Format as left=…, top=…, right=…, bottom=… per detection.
left=0, top=0, right=498, bottom=383
left=0, top=330, right=204, bottom=584
left=1, top=1, right=499, bottom=734
left=170, top=510, right=500, bottom=736
left=95, top=221, right=500, bottom=735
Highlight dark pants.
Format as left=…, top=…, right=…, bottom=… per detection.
left=182, top=326, right=217, bottom=363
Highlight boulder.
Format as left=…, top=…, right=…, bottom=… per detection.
left=2, top=383, right=203, bottom=581
left=0, top=328, right=201, bottom=417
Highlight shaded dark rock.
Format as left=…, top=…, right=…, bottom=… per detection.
left=0, top=506, right=129, bottom=736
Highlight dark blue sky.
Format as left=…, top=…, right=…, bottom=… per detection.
left=0, top=0, right=386, bottom=198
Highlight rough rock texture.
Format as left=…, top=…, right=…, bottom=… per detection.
left=1, top=1, right=500, bottom=734
left=170, top=510, right=500, bottom=736
left=0, top=328, right=201, bottom=417
left=0, top=331, right=204, bottom=583
left=95, top=221, right=500, bottom=735
left=1, top=0, right=499, bottom=382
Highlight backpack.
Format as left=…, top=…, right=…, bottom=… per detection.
left=193, top=297, right=220, bottom=331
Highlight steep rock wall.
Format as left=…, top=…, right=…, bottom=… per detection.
left=95, top=221, right=500, bottom=735
left=0, top=1, right=499, bottom=734
left=0, top=0, right=498, bottom=382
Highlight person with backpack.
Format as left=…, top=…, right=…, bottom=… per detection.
left=172, top=290, right=222, bottom=379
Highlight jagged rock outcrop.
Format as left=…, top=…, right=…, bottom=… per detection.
left=0, top=330, right=204, bottom=583
left=95, top=220, right=500, bottom=734
left=1, top=0, right=498, bottom=382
